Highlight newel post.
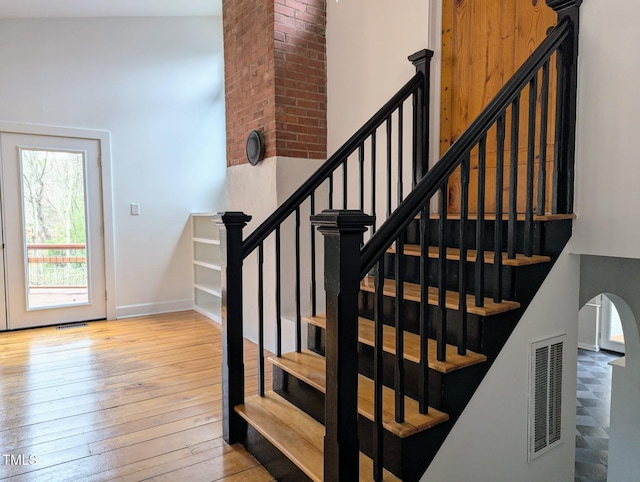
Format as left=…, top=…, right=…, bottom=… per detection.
left=214, top=211, right=252, bottom=445
left=409, top=48, right=434, bottom=184
left=547, top=0, right=582, bottom=213
left=311, top=210, right=374, bottom=482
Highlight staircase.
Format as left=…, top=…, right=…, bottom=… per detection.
left=215, top=1, right=581, bottom=480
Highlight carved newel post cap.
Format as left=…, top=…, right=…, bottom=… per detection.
left=408, top=49, right=434, bottom=65
left=311, top=209, right=375, bottom=234
left=213, top=211, right=252, bottom=228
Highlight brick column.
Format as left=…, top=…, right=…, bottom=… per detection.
left=223, top=0, right=327, bottom=167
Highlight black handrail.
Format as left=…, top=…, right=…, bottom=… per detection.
left=242, top=71, right=424, bottom=258
left=360, top=18, right=571, bottom=277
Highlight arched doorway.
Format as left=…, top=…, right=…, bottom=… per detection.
left=579, top=294, right=625, bottom=354
left=576, top=293, right=629, bottom=481
left=578, top=256, right=640, bottom=481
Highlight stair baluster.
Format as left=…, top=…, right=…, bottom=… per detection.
left=475, top=134, right=487, bottom=308
left=458, top=155, right=470, bottom=355
left=525, top=74, right=538, bottom=257
left=508, top=96, right=520, bottom=259
left=493, top=114, right=505, bottom=303
left=437, top=184, right=448, bottom=362
left=373, top=259, right=385, bottom=481
left=538, top=60, right=551, bottom=215
left=394, top=231, right=406, bottom=422
left=419, top=204, right=430, bottom=414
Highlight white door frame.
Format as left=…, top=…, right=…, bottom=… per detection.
left=0, top=122, right=116, bottom=322
left=600, top=294, right=626, bottom=353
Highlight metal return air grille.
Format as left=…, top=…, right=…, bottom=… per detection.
left=529, top=335, right=565, bottom=460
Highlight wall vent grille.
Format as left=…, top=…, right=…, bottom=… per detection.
left=529, top=334, right=565, bottom=461
left=56, top=322, right=88, bottom=330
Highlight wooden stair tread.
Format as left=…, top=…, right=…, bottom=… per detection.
left=237, top=390, right=401, bottom=481
left=270, top=351, right=449, bottom=438
left=360, top=276, right=520, bottom=316
left=305, top=314, right=486, bottom=373
left=422, top=212, right=576, bottom=221
left=388, top=244, right=551, bottom=266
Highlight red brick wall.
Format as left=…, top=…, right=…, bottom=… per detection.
left=223, top=0, right=326, bottom=166
left=223, top=0, right=276, bottom=167
left=274, top=0, right=327, bottom=160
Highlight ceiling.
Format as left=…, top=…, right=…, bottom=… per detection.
left=0, top=0, right=222, bottom=18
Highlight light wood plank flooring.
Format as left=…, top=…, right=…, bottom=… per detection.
left=0, top=311, right=274, bottom=481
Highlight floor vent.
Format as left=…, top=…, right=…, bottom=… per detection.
left=528, top=334, right=565, bottom=461
left=56, top=322, right=88, bottom=330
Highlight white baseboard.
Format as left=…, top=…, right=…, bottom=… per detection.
left=115, top=299, right=193, bottom=319
left=578, top=342, right=600, bottom=352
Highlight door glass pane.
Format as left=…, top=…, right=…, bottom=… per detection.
left=20, top=149, right=89, bottom=309
left=608, top=300, right=624, bottom=344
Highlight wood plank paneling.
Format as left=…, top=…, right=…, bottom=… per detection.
left=0, top=311, right=275, bottom=481
left=440, top=0, right=557, bottom=214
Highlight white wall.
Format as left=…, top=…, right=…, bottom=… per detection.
left=609, top=358, right=640, bottom=482
left=326, top=0, right=430, bottom=153
left=572, top=0, right=640, bottom=258
left=570, top=4, right=640, bottom=474
left=0, top=17, right=226, bottom=317
left=424, top=250, right=579, bottom=482
left=226, top=157, right=325, bottom=351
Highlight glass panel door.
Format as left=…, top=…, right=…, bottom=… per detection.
left=1, top=133, right=106, bottom=329
left=21, top=148, right=90, bottom=309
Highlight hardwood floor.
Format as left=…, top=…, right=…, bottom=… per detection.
left=0, top=311, right=274, bottom=481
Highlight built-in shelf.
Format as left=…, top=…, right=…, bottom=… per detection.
left=194, top=283, right=222, bottom=298
left=192, top=237, right=221, bottom=246
left=191, top=213, right=222, bottom=323
left=193, top=260, right=222, bottom=271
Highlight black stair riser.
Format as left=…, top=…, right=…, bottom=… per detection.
left=405, top=218, right=572, bottom=259
left=384, top=253, right=554, bottom=305
left=274, top=367, right=325, bottom=424
left=357, top=345, right=488, bottom=417
left=404, top=218, right=544, bottom=254
left=358, top=415, right=452, bottom=481
left=273, top=366, right=453, bottom=481
left=383, top=252, right=519, bottom=299
left=244, top=425, right=313, bottom=482
left=305, top=327, right=485, bottom=413
left=357, top=292, right=525, bottom=360
left=358, top=292, right=482, bottom=353
left=297, top=336, right=452, bottom=413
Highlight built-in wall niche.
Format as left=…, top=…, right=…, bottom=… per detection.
left=191, top=213, right=222, bottom=323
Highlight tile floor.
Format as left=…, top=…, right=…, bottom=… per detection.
left=575, top=348, right=622, bottom=482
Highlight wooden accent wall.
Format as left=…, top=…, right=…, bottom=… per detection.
left=440, top=0, right=557, bottom=213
